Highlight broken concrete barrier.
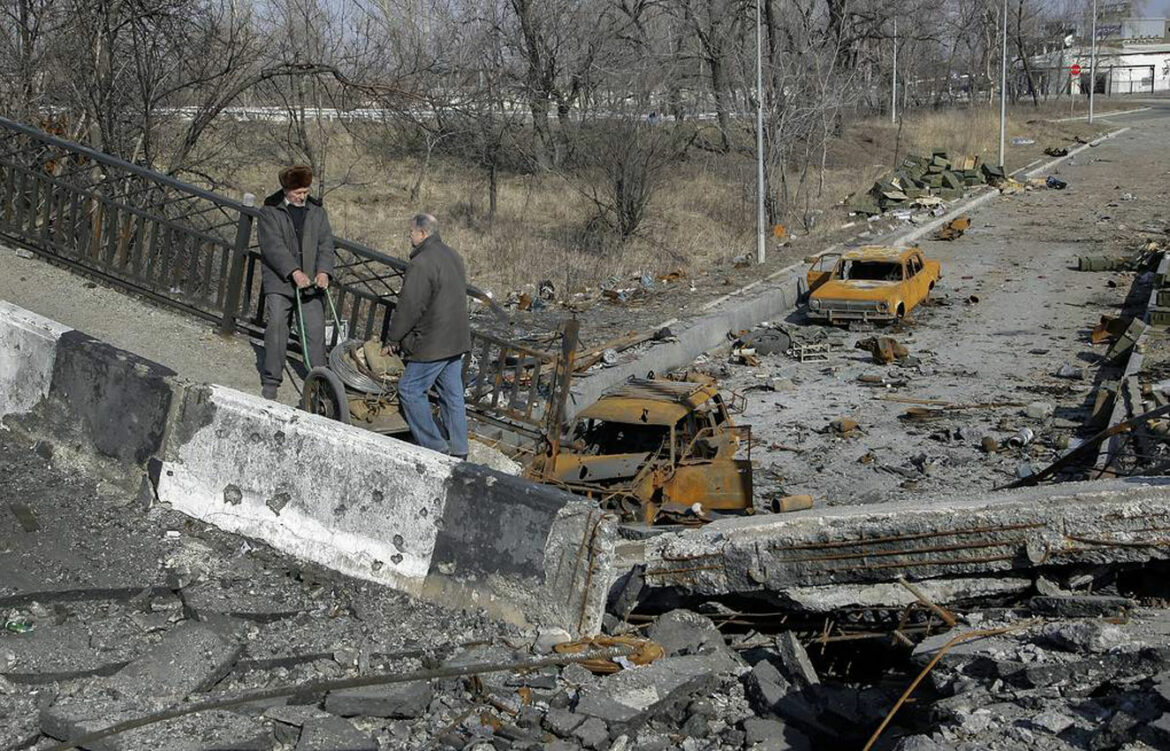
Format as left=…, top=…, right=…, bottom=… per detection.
left=0, top=300, right=612, bottom=635
left=627, top=478, right=1170, bottom=608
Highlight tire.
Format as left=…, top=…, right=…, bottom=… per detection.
left=746, top=330, right=792, bottom=356
left=301, top=366, right=351, bottom=425
left=896, top=303, right=906, bottom=319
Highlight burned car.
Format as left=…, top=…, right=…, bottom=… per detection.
left=526, top=377, right=752, bottom=525
left=806, top=245, right=940, bottom=324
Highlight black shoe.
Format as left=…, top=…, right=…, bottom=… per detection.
left=261, top=384, right=279, bottom=400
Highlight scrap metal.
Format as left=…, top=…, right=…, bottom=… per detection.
left=527, top=376, right=752, bottom=525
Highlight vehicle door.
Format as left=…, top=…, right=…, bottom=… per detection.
left=806, top=252, right=841, bottom=293
left=905, top=253, right=927, bottom=307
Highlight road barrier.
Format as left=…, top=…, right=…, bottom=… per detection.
left=0, top=300, right=612, bottom=634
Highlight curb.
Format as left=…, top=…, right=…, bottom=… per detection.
left=0, top=300, right=611, bottom=634
left=1052, top=106, right=1151, bottom=122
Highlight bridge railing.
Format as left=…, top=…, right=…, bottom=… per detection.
left=0, top=115, right=571, bottom=441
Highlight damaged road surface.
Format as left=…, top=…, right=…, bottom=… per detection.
left=6, top=106, right=1170, bottom=751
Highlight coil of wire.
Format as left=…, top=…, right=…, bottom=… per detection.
left=328, top=340, right=398, bottom=398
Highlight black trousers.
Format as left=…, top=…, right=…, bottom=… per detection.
left=262, top=292, right=325, bottom=386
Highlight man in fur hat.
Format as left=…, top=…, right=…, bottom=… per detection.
left=257, top=165, right=335, bottom=400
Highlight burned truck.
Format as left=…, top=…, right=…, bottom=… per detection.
left=525, top=377, right=753, bottom=525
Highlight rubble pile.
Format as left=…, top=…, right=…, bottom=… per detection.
left=847, top=151, right=1002, bottom=217
left=899, top=595, right=1170, bottom=751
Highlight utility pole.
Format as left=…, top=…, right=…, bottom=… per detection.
left=891, top=16, right=898, bottom=123
left=755, top=0, right=766, bottom=265
left=1089, top=0, right=1098, bottom=124
left=998, top=0, right=1007, bottom=169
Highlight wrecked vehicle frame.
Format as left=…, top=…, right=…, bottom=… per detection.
left=526, top=377, right=754, bottom=524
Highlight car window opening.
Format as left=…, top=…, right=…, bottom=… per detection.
left=572, top=419, right=669, bottom=455
left=841, top=260, right=903, bottom=282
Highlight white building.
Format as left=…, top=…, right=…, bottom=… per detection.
left=1030, top=17, right=1170, bottom=95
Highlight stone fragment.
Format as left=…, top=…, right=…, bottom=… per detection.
left=646, top=609, right=722, bottom=656
left=561, top=662, right=598, bottom=687
left=774, top=632, right=819, bottom=686
left=895, top=735, right=947, bottom=750
left=1029, top=595, right=1134, bottom=618
left=742, top=717, right=811, bottom=751
left=574, top=653, right=736, bottom=733
left=1037, top=621, right=1129, bottom=653
left=40, top=620, right=246, bottom=749
left=1029, top=710, right=1075, bottom=735
left=324, top=681, right=434, bottom=719
left=535, top=627, right=572, bottom=653
left=265, top=705, right=332, bottom=745
left=1154, top=671, right=1170, bottom=706
left=743, top=659, right=791, bottom=715
left=1024, top=401, right=1055, bottom=419
left=543, top=707, right=585, bottom=737
left=295, top=716, right=377, bottom=751
left=1152, top=713, right=1170, bottom=745
left=573, top=717, right=610, bottom=749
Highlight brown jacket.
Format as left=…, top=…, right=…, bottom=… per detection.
left=385, top=232, right=472, bottom=362
left=257, top=190, right=335, bottom=296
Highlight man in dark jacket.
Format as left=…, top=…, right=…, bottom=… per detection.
left=384, top=213, right=472, bottom=458
left=257, top=165, right=335, bottom=400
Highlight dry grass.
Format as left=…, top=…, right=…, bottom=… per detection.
left=199, top=98, right=1129, bottom=294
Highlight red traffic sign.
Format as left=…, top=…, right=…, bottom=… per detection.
left=1070, top=63, right=1082, bottom=76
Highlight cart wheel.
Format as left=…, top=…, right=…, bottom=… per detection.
left=301, top=367, right=350, bottom=425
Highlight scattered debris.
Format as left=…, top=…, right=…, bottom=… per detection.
left=935, top=215, right=971, bottom=241
left=552, top=636, right=664, bottom=674
left=1043, top=146, right=1069, bottom=157
left=845, top=150, right=993, bottom=216
left=771, top=495, right=813, bottom=513
left=855, top=336, right=909, bottom=364
left=1046, top=176, right=1068, bottom=190
left=829, top=417, right=860, bottom=436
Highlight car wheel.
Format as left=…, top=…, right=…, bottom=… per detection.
left=745, top=330, right=792, bottom=356
left=896, top=303, right=906, bottom=319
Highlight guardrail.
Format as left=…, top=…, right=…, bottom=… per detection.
left=0, top=115, right=571, bottom=441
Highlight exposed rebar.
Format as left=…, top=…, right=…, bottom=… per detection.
left=39, top=646, right=633, bottom=751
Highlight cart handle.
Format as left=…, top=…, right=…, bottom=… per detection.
left=294, top=284, right=344, bottom=370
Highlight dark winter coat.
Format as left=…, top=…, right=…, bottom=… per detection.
left=258, top=190, right=335, bottom=297
left=385, top=232, right=472, bottom=362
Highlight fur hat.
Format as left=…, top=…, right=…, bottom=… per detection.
left=279, top=165, right=313, bottom=191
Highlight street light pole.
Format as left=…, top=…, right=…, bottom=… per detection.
left=891, top=16, right=897, bottom=124
left=1089, top=0, right=1097, bottom=124
left=756, top=0, right=766, bottom=265
left=998, top=0, right=1007, bottom=169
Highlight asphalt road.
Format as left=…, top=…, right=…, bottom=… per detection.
left=719, top=103, right=1170, bottom=508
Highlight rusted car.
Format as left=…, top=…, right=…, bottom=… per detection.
left=525, top=377, right=752, bottom=525
left=805, top=246, right=940, bottom=324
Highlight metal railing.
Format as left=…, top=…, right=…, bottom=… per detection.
left=0, top=115, right=572, bottom=440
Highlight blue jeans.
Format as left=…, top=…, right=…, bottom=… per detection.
left=398, top=355, right=469, bottom=457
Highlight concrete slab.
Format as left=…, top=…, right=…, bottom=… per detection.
left=629, top=478, right=1170, bottom=605
left=40, top=620, right=248, bottom=750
